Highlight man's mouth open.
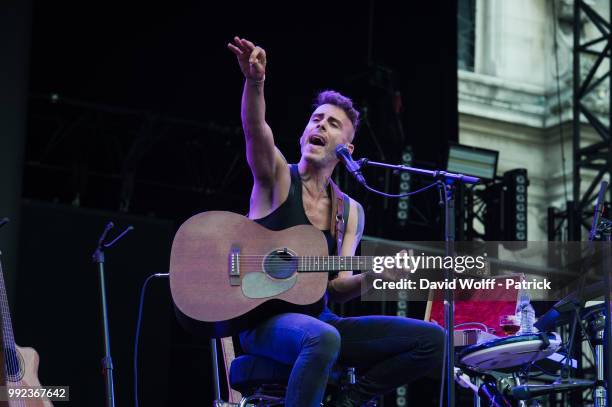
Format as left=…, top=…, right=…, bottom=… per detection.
left=308, top=134, right=327, bottom=147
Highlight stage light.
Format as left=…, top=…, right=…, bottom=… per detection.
left=484, top=168, right=529, bottom=246
left=446, top=143, right=499, bottom=181
left=396, top=146, right=413, bottom=227
left=503, top=169, right=528, bottom=243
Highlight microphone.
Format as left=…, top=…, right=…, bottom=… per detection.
left=335, top=144, right=366, bottom=185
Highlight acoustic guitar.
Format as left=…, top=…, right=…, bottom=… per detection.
left=0, top=260, right=53, bottom=406
left=169, top=211, right=375, bottom=338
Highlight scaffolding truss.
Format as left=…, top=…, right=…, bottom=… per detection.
left=571, top=0, right=612, bottom=240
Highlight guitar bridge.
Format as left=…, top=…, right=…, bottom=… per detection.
left=229, top=245, right=241, bottom=286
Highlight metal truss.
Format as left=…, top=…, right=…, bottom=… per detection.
left=457, top=183, right=486, bottom=241
left=571, top=0, right=612, bottom=240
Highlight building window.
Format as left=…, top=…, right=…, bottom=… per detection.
left=458, top=0, right=476, bottom=71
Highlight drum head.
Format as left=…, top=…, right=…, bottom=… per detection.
left=459, top=332, right=561, bottom=371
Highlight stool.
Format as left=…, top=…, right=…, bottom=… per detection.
left=229, top=354, right=359, bottom=406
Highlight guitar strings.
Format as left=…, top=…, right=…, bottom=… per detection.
left=235, top=262, right=369, bottom=267
left=0, top=280, right=25, bottom=407
left=234, top=255, right=375, bottom=258
left=235, top=263, right=371, bottom=266
left=235, top=256, right=373, bottom=265
left=0, top=260, right=21, bottom=406
left=235, top=256, right=373, bottom=263
left=0, top=278, right=16, bottom=385
left=235, top=259, right=371, bottom=264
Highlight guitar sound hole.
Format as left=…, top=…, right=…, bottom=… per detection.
left=263, top=249, right=298, bottom=280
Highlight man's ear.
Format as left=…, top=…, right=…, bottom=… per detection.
left=347, top=143, right=355, bottom=155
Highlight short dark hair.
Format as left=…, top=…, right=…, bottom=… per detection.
left=313, top=90, right=360, bottom=132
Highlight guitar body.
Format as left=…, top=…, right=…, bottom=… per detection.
left=170, top=211, right=330, bottom=338
left=0, top=258, right=52, bottom=407
left=4, top=345, right=53, bottom=407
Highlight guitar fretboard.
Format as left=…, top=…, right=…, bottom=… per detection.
left=297, top=256, right=374, bottom=272
left=0, top=259, right=16, bottom=376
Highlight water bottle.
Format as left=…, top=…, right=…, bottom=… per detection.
left=515, top=290, right=536, bottom=335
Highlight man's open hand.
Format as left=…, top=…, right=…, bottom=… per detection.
left=381, top=249, right=414, bottom=282
left=227, top=36, right=266, bottom=82
left=365, top=249, right=414, bottom=286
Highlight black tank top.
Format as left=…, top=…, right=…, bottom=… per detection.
left=253, top=164, right=336, bottom=255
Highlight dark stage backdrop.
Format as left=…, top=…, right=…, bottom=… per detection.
left=26, top=0, right=457, bottom=241
left=21, top=1, right=457, bottom=405
left=14, top=201, right=215, bottom=406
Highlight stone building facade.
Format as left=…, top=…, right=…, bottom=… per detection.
left=458, top=0, right=609, bottom=240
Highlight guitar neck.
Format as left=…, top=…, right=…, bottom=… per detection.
left=297, top=256, right=374, bottom=273
left=0, top=260, right=16, bottom=355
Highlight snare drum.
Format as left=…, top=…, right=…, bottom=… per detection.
left=458, top=332, right=561, bottom=371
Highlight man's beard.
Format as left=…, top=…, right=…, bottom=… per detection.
left=300, top=147, right=332, bottom=168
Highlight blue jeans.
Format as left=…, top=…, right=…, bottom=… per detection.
left=239, top=308, right=445, bottom=406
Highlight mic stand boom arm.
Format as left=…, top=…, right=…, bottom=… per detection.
left=357, top=159, right=480, bottom=185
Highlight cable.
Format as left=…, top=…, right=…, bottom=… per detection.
left=362, top=180, right=440, bottom=198
left=134, top=272, right=169, bottom=407
left=561, top=307, right=580, bottom=380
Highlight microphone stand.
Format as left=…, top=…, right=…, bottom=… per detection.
left=92, top=222, right=134, bottom=407
left=598, top=219, right=612, bottom=407
left=355, top=158, right=479, bottom=407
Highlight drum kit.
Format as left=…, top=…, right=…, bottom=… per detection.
left=454, top=287, right=607, bottom=407
left=452, top=182, right=612, bottom=407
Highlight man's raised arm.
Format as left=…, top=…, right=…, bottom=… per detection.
left=227, top=37, right=281, bottom=186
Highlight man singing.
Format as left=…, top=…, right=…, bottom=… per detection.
left=227, top=36, right=444, bottom=406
